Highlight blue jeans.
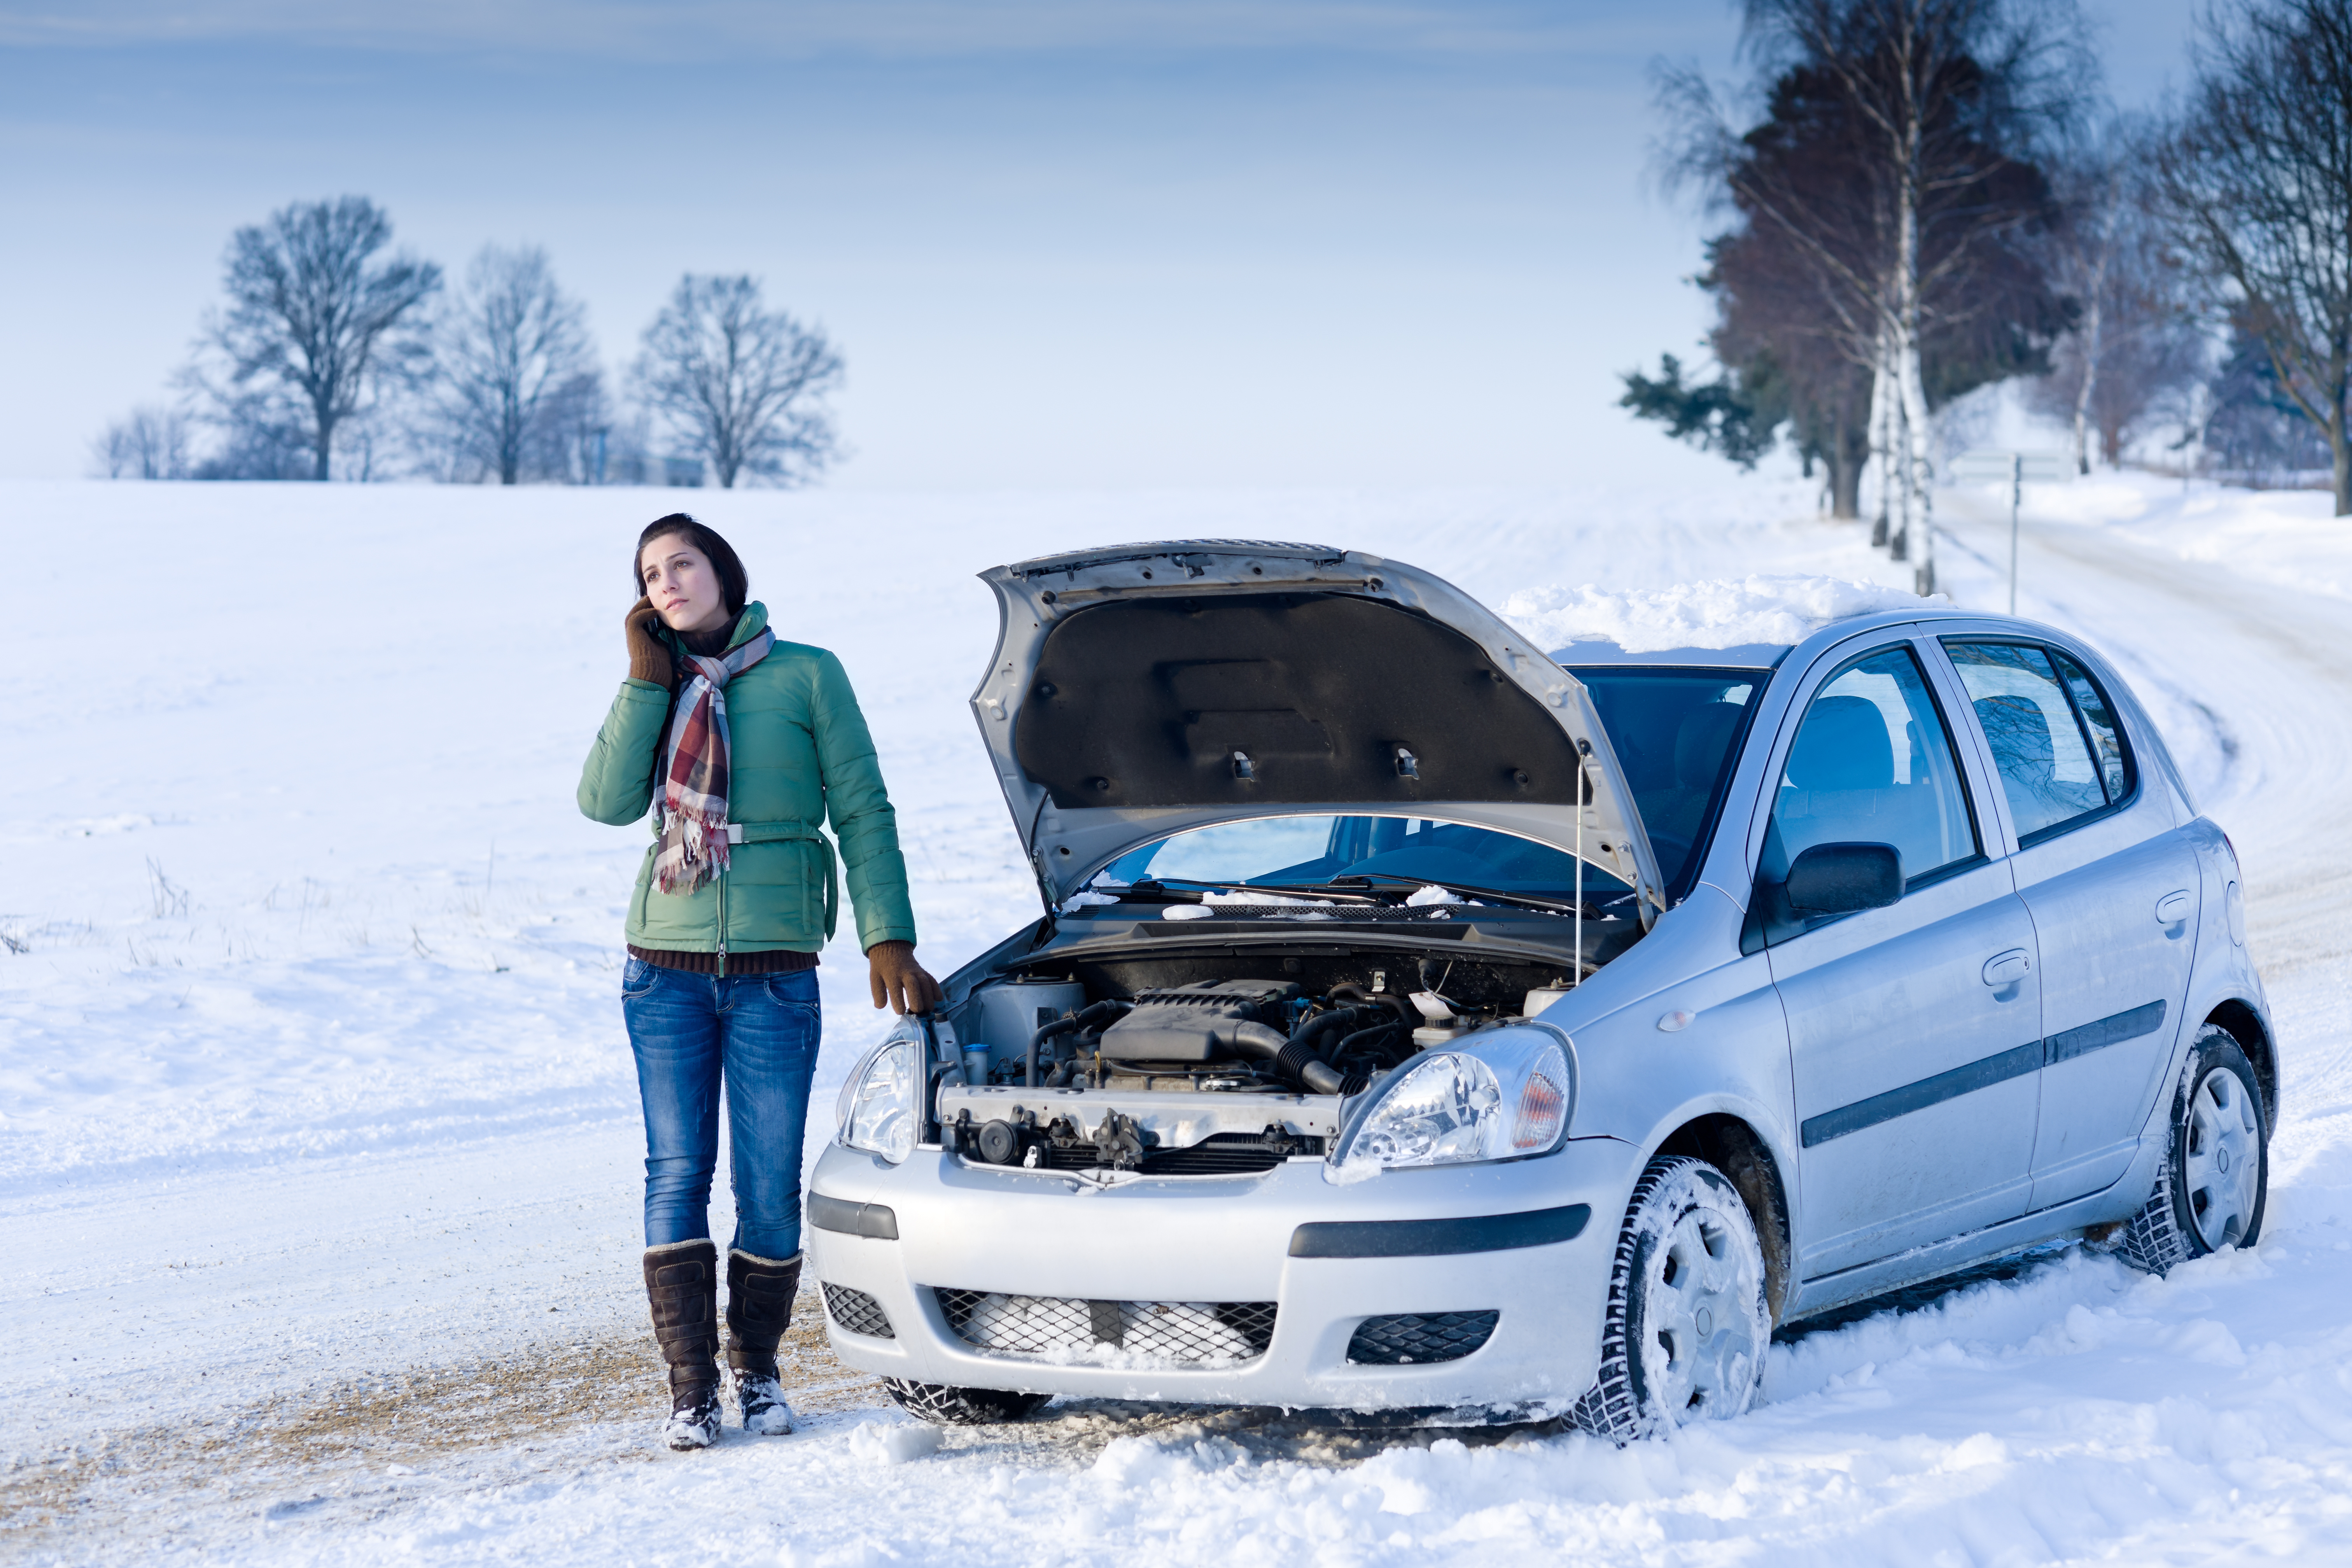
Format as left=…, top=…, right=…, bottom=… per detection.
left=621, top=959, right=822, bottom=1260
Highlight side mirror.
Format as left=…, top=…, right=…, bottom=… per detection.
left=1784, top=842, right=1903, bottom=916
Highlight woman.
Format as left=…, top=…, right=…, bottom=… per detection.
left=578, top=513, right=940, bottom=1451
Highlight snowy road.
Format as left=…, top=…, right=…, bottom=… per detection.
left=4, top=475, right=2350, bottom=1563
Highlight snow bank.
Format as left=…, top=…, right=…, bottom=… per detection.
left=1500, top=573, right=1934, bottom=655
left=1984, top=470, right=2352, bottom=604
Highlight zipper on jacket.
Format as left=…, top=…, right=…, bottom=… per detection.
left=718, top=874, right=728, bottom=978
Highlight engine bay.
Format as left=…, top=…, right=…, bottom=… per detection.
left=929, top=946, right=1587, bottom=1177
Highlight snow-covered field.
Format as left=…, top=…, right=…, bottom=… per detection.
left=3, top=470, right=2348, bottom=1564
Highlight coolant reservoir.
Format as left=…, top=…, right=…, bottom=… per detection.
left=970, top=978, right=1086, bottom=1078
left=1521, top=987, right=1573, bottom=1019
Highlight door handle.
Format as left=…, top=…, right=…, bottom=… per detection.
left=1981, top=949, right=2033, bottom=987
left=2155, top=890, right=2193, bottom=925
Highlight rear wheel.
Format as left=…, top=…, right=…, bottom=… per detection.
left=1570, top=1156, right=1769, bottom=1443
left=2116, top=1025, right=2268, bottom=1274
left=882, top=1378, right=1051, bottom=1426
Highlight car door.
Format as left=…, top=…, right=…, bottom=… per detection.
left=1941, top=637, right=2200, bottom=1208
left=1757, top=637, right=2043, bottom=1281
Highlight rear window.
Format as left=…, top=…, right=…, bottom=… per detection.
left=1567, top=667, right=1761, bottom=894
left=1943, top=640, right=2135, bottom=844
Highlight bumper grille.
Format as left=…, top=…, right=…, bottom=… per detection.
left=935, top=1289, right=1276, bottom=1363
left=822, top=1282, right=895, bottom=1339
left=1346, top=1310, right=1500, bottom=1365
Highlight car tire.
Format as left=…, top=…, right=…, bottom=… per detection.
left=2114, top=1024, right=2269, bottom=1274
left=882, top=1377, right=1051, bottom=1426
left=1569, top=1155, right=1769, bottom=1443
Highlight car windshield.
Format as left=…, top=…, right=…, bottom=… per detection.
left=1088, top=816, right=1634, bottom=901
left=1564, top=666, right=1761, bottom=893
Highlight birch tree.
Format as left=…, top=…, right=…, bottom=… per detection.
left=1652, top=4, right=2078, bottom=588
left=1726, top=0, right=2084, bottom=592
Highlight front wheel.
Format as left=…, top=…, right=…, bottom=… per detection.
left=883, top=1377, right=1050, bottom=1426
left=2115, top=1024, right=2269, bottom=1274
left=1570, top=1155, right=1769, bottom=1443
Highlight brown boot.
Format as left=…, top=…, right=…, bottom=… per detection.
left=726, top=1249, right=803, bottom=1435
left=643, top=1240, right=722, bottom=1450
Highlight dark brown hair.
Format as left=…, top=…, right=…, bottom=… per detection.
left=634, top=514, right=749, bottom=615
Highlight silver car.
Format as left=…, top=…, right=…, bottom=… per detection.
left=808, top=541, right=2275, bottom=1437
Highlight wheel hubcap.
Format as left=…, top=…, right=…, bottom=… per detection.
left=2183, top=1067, right=2261, bottom=1251
left=1645, top=1209, right=1760, bottom=1418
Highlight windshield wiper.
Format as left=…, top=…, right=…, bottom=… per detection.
left=1298, top=874, right=1606, bottom=919
left=1097, top=879, right=1383, bottom=906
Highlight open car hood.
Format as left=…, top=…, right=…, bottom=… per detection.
left=970, top=541, right=1664, bottom=924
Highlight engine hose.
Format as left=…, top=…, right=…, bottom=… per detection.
left=1330, top=1021, right=1410, bottom=1068
left=1294, top=1004, right=1381, bottom=1055
left=1255, top=1008, right=1359, bottom=1091
left=1328, top=984, right=1417, bottom=1027
left=1221, top=1020, right=1350, bottom=1097
left=1027, top=998, right=1130, bottom=1088
left=1282, top=1004, right=1388, bottom=1093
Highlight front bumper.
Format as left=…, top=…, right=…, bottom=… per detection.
left=805, top=1136, right=1637, bottom=1412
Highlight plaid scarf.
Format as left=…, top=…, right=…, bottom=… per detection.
left=652, top=626, right=776, bottom=894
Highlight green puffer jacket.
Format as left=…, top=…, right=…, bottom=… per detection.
left=576, top=601, right=917, bottom=960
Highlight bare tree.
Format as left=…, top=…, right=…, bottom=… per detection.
left=534, top=369, right=615, bottom=484
left=2204, top=320, right=2335, bottom=480
left=1676, top=1, right=2087, bottom=592
left=90, top=405, right=191, bottom=479
left=2031, top=131, right=2208, bottom=470
left=2155, top=0, right=2352, bottom=514
left=2044, top=136, right=2123, bottom=473
left=181, top=197, right=440, bottom=482
left=430, top=245, right=604, bottom=485
left=1645, top=41, right=2065, bottom=528
left=633, top=275, right=842, bottom=488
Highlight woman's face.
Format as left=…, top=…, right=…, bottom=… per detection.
left=639, top=535, right=732, bottom=634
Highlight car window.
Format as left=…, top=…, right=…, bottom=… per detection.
left=1568, top=668, right=1759, bottom=895
left=1943, top=640, right=2124, bottom=843
left=2050, top=648, right=2132, bottom=803
left=1765, top=644, right=1979, bottom=888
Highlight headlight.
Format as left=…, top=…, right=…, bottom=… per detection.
left=1327, top=1027, right=1572, bottom=1181
left=836, top=1020, right=924, bottom=1164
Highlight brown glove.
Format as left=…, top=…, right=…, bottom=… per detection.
left=626, top=597, right=674, bottom=690
left=867, top=940, right=942, bottom=1015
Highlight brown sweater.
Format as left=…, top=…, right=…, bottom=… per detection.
left=630, top=609, right=820, bottom=976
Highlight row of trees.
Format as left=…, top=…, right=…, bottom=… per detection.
left=1623, top=0, right=2352, bottom=593
left=93, top=197, right=842, bottom=488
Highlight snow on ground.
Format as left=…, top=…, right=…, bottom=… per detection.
left=2009, top=469, right=2352, bottom=605
left=3, top=469, right=2350, bottom=1563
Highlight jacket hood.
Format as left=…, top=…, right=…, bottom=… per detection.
left=969, top=541, right=1663, bottom=923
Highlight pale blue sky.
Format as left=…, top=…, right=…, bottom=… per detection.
left=0, top=1, right=2201, bottom=488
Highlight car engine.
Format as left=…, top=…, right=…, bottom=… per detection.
left=933, top=956, right=1569, bottom=1176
